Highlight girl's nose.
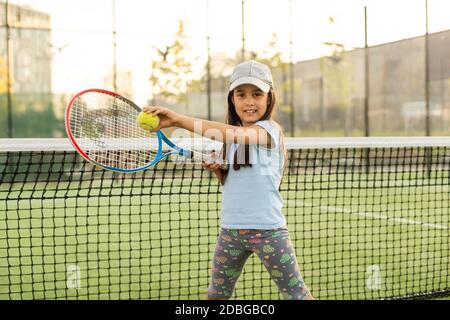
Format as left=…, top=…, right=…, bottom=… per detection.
left=244, top=96, right=255, bottom=105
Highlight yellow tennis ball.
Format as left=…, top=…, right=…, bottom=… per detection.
left=137, top=111, right=160, bottom=131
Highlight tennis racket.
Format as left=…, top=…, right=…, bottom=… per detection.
left=65, top=88, right=227, bottom=172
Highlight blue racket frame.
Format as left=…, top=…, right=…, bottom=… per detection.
left=99, top=130, right=193, bottom=173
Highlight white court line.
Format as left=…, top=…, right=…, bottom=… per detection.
left=289, top=200, right=449, bottom=230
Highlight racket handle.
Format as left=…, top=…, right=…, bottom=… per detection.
left=187, top=150, right=229, bottom=170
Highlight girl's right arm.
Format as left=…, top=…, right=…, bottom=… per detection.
left=142, top=106, right=273, bottom=147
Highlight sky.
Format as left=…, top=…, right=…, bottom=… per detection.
left=7, top=0, right=450, bottom=104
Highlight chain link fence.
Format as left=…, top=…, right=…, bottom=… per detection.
left=0, top=0, right=449, bottom=138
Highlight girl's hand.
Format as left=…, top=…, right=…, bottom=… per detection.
left=201, top=151, right=222, bottom=172
left=201, top=161, right=222, bottom=172
left=142, top=106, right=181, bottom=131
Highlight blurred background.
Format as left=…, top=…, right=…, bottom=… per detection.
left=1, top=0, right=449, bottom=138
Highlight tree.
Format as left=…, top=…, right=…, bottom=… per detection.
left=149, top=19, right=195, bottom=111
left=0, top=56, right=9, bottom=94
left=257, top=33, right=295, bottom=114
left=321, top=16, right=356, bottom=136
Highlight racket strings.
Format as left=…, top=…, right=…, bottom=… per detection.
left=69, top=91, right=158, bottom=170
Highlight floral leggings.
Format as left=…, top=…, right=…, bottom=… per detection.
left=207, top=227, right=311, bottom=300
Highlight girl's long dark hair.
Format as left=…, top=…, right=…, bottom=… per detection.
left=218, top=88, right=285, bottom=185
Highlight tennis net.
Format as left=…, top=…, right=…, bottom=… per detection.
left=1, top=137, right=449, bottom=300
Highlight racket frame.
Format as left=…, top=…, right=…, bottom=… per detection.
left=65, top=88, right=226, bottom=172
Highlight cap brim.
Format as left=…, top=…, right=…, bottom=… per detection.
left=229, top=77, right=271, bottom=93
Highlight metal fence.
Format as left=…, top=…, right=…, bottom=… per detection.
left=0, top=0, right=449, bottom=138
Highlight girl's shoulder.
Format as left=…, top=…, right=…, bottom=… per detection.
left=255, top=120, right=285, bottom=151
left=255, top=119, right=284, bottom=135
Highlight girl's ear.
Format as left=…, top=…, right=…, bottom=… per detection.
left=231, top=94, right=235, bottom=105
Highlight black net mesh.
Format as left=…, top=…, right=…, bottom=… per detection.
left=0, top=139, right=449, bottom=299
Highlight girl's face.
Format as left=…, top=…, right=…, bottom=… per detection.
left=231, top=84, right=269, bottom=127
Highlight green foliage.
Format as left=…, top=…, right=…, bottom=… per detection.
left=0, top=56, right=9, bottom=94
left=149, top=20, right=195, bottom=106
left=321, top=17, right=357, bottom=136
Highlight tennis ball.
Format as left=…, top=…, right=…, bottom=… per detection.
left=137, top=111, right=160, bottom=131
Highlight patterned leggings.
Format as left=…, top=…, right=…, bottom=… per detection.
left=207, top=227, right=311, bottom=300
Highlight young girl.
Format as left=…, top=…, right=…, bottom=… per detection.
left=143, top=60, right=313, bottom=300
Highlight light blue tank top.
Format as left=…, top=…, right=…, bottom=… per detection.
left=220, top=120, right=286, bottom=229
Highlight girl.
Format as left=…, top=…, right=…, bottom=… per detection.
left=143, top=60, right=313, bottom=300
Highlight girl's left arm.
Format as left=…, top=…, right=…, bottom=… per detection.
left=143, top=106, right=273, bottom=147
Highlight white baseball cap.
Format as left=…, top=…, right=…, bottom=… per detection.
left=229, top=60, right=273, bottom=93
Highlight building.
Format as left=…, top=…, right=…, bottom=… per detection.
left=0, top=1, right=54, bottom=137
left=186, top=29, right=450, bottom=136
